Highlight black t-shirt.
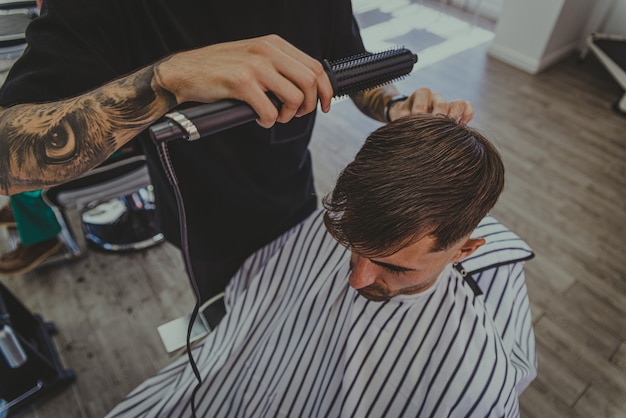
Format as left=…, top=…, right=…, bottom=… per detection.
left=0, top=0, right=366, bottom=260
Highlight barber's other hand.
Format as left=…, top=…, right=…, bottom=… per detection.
left=388, top=87, right=474, bottom=125
left=155, top=34, right=334, bottom=128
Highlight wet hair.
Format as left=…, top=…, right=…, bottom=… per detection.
left=323, top=113, right=505, bottom=256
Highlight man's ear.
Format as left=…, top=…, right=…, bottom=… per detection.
left=452, top=237, right=485, bottom=263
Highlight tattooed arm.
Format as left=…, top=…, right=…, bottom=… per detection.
left=0, top=34, right=334, bottom=196
left=0, top=65, right=175, bottom=195
left=350, top=85, right=475, bottom=124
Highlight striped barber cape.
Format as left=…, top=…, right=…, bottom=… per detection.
left=106, top=209, right=536, bottom=418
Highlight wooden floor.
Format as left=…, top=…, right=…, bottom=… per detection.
left=2, top=2, right=625, bottom=417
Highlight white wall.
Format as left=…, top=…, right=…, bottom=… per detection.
left=487, top=0, right=625, bottom=74
left=447, top=0, right=505, bottom=21
left=544, top=0, right=595, bottom=62
left=603, top=0, right=626, bottom=33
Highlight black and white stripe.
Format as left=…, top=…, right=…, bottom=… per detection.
left=106, top=210, right=536, bottom=418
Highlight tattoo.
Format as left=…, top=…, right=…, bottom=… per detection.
left=0, top=65, right=177, bottom=194
left=350, top=85, right=400, bottom=123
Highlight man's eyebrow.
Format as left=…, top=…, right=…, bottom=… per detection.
left=370, top=259, right=415, bottom=272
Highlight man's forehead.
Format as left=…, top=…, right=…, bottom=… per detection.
left=355, top=234, right=443, bottom=262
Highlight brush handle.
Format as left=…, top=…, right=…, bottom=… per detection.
left=150, top=95, right=281, bottom=143
left=150, top=47, right=417, bottom=144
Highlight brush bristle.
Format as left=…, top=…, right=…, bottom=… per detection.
left=326, top=47, right=418, bottom=97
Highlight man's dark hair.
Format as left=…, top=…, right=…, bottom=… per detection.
left=323, top=113, right=505, bottom=256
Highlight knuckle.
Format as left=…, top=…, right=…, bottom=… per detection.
left=249, top=39, right=274, bottom=56
left=300, top=72, right=318, bottom=90
left=417, top=87, right=432, bottom=95
left=310, top=60, right=325, bottom=77
left=285, top=89, right=305, bottom=107
left=260, top=107, right=279, bottom=125
left=264, top=33, right=281, bottom=43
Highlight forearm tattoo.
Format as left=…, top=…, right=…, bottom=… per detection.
left=0, top=65, right=177, bottom=194
left=351, top=85, right=398, bottom=123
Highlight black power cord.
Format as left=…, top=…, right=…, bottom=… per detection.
left=155, top=141, right=204, bottom=417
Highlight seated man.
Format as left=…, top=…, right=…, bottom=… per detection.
left=106, top=114, right=537, bottom=417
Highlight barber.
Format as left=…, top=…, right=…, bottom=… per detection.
left=0, top=0, right=473, bottom=302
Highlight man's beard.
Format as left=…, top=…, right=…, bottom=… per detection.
left=357, top=277, right=439, bottom=302
left=356, top=284, right=392, bottom=302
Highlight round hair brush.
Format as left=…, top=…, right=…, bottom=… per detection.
left=323, top=47, right=417, bottom=97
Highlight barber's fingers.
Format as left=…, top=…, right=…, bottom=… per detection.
left=259, top=51, right=330, bottom=124
left=430, top=93, right=474, bottom=125
left=158, top=35, right=333, bottom=128
left=244, top=75, right=317, bottom=128
left=393, top=87, right=474, bottom=125
left=236, top=36, right=332, bottom=126
left=261, top=35, right=334, bottom=114
left=448, top=100, right=474, bottom=125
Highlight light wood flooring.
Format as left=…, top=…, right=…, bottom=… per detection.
left=1, top=3, right=625, bottom=417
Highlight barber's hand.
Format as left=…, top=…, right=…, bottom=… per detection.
left=388, top=87, right=474, bottom=125
left=155, top=34, right=334, bottom=128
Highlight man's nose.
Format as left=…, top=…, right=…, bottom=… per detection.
left=349, top=255, right=377, bottom=289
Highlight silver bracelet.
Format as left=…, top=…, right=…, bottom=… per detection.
left=384, top=94, right=408, bottom=123
left=164, top=111, right=201, bottom=141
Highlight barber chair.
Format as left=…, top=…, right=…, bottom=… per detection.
left=41, top=145, right=164, bottom=263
